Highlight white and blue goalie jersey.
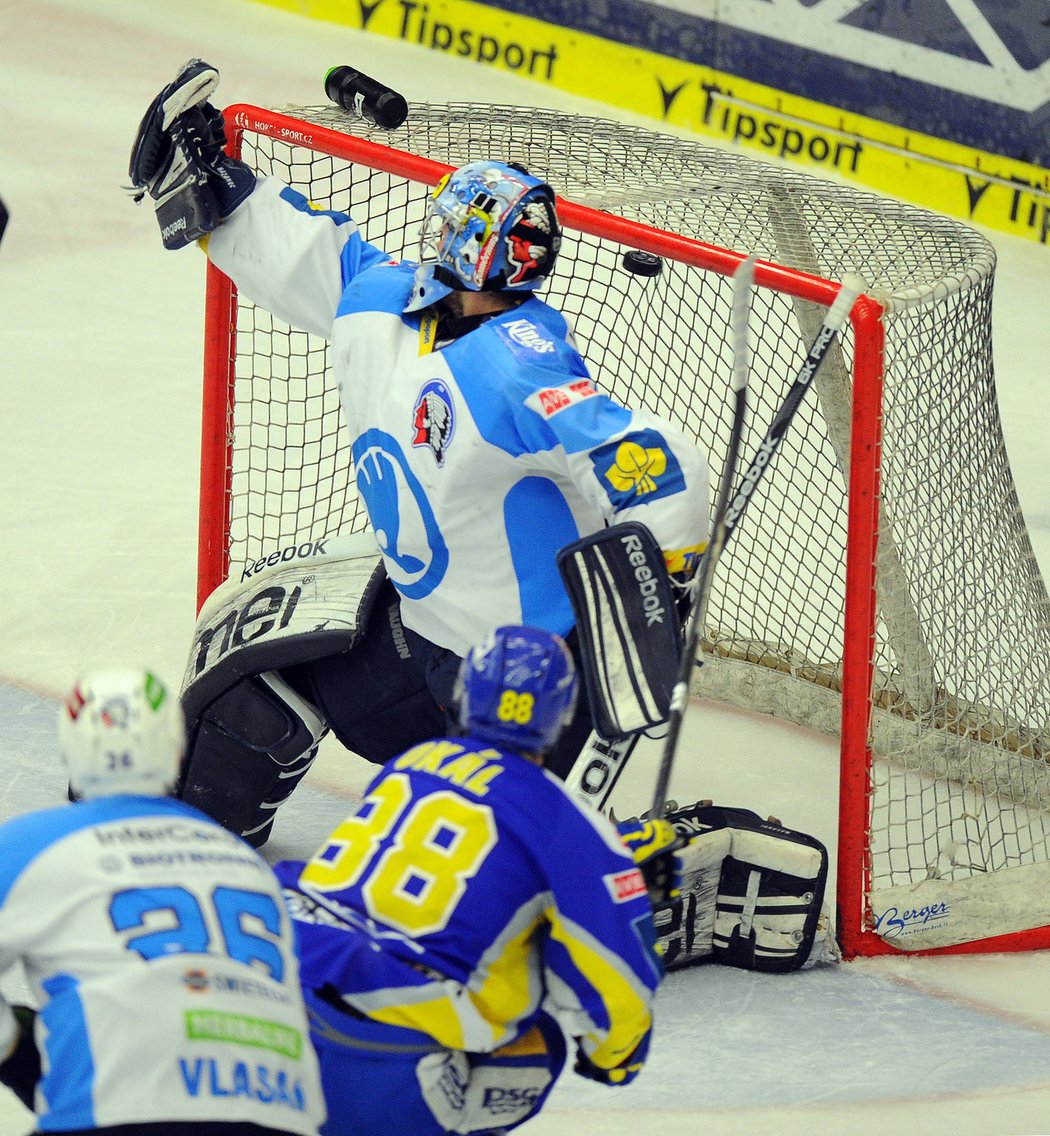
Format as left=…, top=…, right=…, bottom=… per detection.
left=275, top=737, right=663, bottom=1076
left=206, top=177, right=710, bottom=656
left=0, top=796, right=324, bottom=1134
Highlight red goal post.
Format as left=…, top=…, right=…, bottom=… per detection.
left=198, top=101, right=1050, bottom=960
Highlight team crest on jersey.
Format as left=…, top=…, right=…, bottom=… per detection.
left=590, top=430, right=686, bottom=505
left=412, top=379, right=455, bottom=465
left=526, top=379, right=597, bottom=419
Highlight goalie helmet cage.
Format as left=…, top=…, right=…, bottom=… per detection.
left=199, top=102, right=1050, bottom=960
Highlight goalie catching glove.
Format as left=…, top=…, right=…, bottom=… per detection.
left=129, top=58, right=255, bottom=249
left=630, top=800, right=838, bottom=973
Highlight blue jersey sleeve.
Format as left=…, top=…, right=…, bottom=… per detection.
left=537, top=789, right=661, bottom=1074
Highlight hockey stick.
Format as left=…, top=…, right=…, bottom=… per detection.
left=650, top=254, right=754, bottom=815
left=566, top=269, right=864, bottom=812
left=650, top=268, right=863, bottom=814
left=719, top=272, right=864, bottom=546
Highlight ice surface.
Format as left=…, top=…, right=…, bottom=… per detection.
left=2, top=3, right=1050, bottom=1134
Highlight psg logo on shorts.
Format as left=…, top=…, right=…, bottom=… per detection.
left=412, top=379, right=455, bottom=465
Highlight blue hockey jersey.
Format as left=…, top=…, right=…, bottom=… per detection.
left=275, top=736, right=662, bottom=1075
left=206, top=177, right=710, bottom=656
left=0, top=795, right=324, bottom=1134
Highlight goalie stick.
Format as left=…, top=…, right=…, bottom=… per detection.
left=651, top=254, right=753, bottom=815
left=564, top=268, right=865, bottom=811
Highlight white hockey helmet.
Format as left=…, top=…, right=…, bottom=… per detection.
left=59, top=668, right=184, bottom=799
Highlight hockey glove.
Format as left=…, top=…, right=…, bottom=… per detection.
left=574, top=1031, right=651, bottom=1087
left=652, top=800, right=834, bottom=973
left=0, top=1005, right=40, bottom=1111
left=129, top=59, right=256, bottom=250
left=617, top=816, right=683, bottom=907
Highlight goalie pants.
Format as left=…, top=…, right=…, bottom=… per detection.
left=283, top=580, right=593, bottom=779
left=303, top=990, right=566, bottom=1136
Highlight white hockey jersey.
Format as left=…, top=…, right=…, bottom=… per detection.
left=206, top=177, right=710, bottom=656
left=0, top=795, right=324, bottom=1134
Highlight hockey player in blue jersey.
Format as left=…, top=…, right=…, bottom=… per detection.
left=273, top=625, right=681, bottom=1136
left=129, top=61, right=710, bottom=847
left=0, top=669, right=325, bottom=1136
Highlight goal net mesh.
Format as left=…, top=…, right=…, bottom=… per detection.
left=207, top=102, right=1050, bottom=944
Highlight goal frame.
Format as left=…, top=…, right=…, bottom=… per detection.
left=197, top=103, right=1045, bottom=960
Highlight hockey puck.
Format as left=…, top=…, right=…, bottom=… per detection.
left=622, top=250, right=663, bottom=276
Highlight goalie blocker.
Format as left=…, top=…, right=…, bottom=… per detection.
left=650, top=801, right=836, bottom=972
left=557, top=521, right=683, bottom=739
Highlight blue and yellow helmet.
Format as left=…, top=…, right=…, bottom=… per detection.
left=404, top=161, right=561, bottom=313
left=455, top=625, right=578, bottom=754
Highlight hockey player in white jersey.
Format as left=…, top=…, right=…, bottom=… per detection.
left=128, top=60, right=710, bottom=847
left=0, top=669, right=325, bottom=1136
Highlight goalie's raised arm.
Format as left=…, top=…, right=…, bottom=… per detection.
left=128, top=59, right=255, bottom=249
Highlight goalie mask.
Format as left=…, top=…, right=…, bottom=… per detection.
left=59, top=668, right=184, bottom=799
left=455, top=625, right=578, bottom=755
left=404, top=161, right=561, bottom=313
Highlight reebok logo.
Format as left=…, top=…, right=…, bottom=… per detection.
left=161, top=216, right=188, bottom=240
left=241, top=539, right=330, bottom=581
left=621, top=533, right=667, bottom=627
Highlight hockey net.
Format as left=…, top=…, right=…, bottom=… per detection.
left=199, top=101, right=1050, bottom=958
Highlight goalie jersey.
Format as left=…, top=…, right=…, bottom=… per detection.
left=274, top=736, right=663, bottom=1074
left=205, top=177, right=710, bottom=657
left=0, top=795, right=324, bottom=1134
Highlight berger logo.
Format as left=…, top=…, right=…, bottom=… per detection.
left=873, top=901, right=951, bottom=940
left=504, top=318, right=555, bottom=353
left=607, top=867, right=647, bottom=903
left=412, top=379, right=455, bottom=465
left=532, top=379, right=597, bottom=419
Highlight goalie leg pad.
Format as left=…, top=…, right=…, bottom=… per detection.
left=178, top=671, right=327, bottom=844
left=654, top=803, right=830, bottom=973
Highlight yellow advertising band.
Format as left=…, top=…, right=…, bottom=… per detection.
left=249, top=0, right=1050, bottom=246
